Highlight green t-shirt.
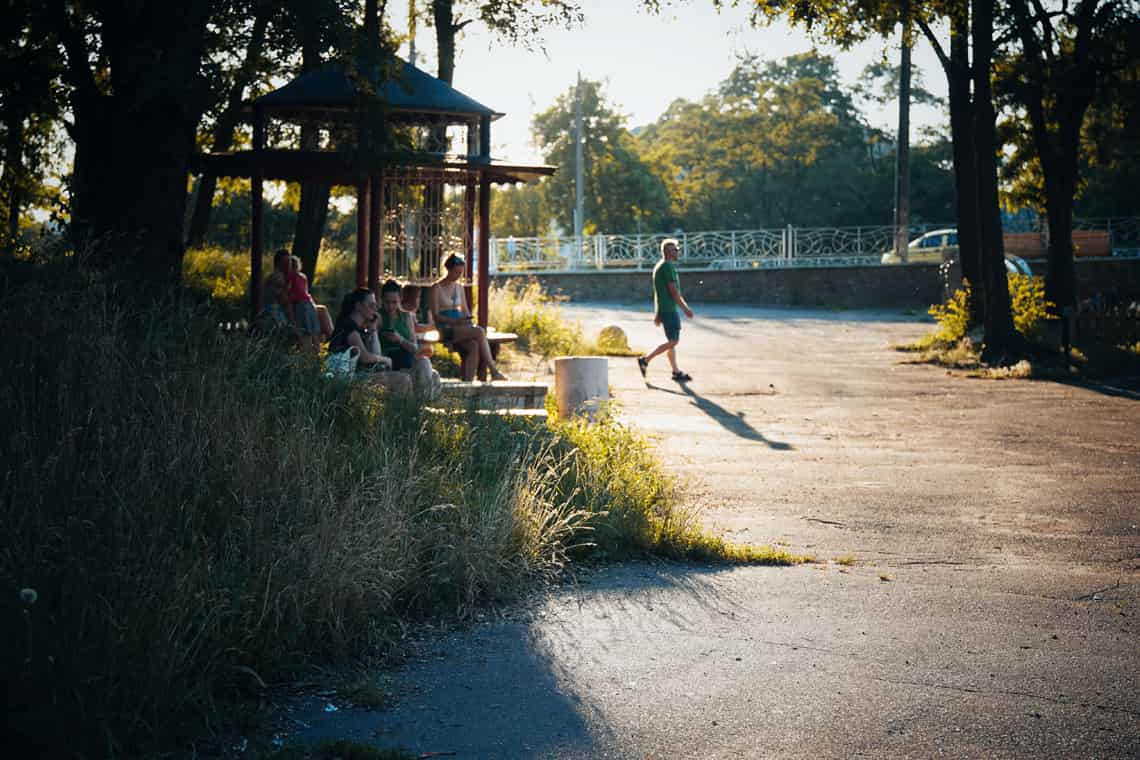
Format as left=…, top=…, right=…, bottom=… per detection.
left=653, top=259, right=680, bottom=314
left=379, top=310, right=413, bottom=354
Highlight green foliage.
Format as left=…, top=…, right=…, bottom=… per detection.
left=637, top=51, right=954, bottom=230
left=486, top=278, right=595, bottom=357
left=491, top=183, right=549, bottom=238
left=1007, top=272, right=1054, bottom=339
left=906, top=273, right=1054, bottom=357
left=183, top=246, right=263, bottom=309
left=182, top=245, right=358, bottom=320
left=922, top=282, right=973, bottom=349
left=532, top=78, right=670, bottom=234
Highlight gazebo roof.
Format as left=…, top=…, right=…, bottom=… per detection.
left=255, top=57, right=502, bottom=121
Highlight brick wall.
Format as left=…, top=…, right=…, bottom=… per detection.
left=494, top=259, right=1140, bottom=309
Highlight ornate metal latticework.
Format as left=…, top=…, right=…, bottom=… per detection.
left=380, top=166, right=475, bottom=285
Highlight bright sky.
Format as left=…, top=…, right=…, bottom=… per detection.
left=390, top=1, right=950, bottom=164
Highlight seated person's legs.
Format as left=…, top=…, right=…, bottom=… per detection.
left=367, top=369, right=413, bottom=395
left=316, top=304, right=333, bottom=339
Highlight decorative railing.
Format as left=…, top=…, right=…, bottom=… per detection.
left=489, top=217, right=1140, bottom=273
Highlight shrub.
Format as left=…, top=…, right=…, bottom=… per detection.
left=486, top=278, right=595, bottom=357
left=1007, top=272, right=1055, bottom=340
left=183, top=245, right=358, bottom=320
left=907, top=273, right=1055, bottom=353
left=916, top=282, right=972, bottom=350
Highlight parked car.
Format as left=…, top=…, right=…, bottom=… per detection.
left=882, top=228, right=1033, bottom=276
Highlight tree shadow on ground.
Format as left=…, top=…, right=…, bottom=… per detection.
left=1051, top=376, right=1140, bottom=402
left=647, top=381, right=794, bottom=449
left=285, top=562, right=750, bottom=759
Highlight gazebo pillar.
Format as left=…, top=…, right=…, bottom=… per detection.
left=463, top=174, right=476, bottom=311
left=477, top=170, right=491, bottom=329
left=355, top=178, right=370, bottom=289
left=249, top=106, right=266, bottom=322
left=368, top=172, right=383, bottom=291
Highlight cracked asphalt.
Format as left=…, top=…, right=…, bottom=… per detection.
left=291, top=304, right=1140, bottom=759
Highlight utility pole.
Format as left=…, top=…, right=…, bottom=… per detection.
left=408, top=0, right=417, bottom=66
left=574, top=72, right=585, bottom=268
left=893, top=0, right=912, bottom=263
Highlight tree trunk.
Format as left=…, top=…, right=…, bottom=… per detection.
left=1006, top=0, right=1099, bottom=314
left=59, top=2, right=210, bottom=286
left=971, top=0, right=1020, bottom=361
left=186, top=6, right=270, bottom=249
left=432, top=1, right=457, bottom=85
left=293, top=178, right=331, bottom=285
left=946, top=8, right=984, bottom=325
left=893, top=1, right=912, bottom=263
left=185, top=107, right=243, bottom=250
left=1044, top=172, right=1077, bottom=308
left=423, top=1, right=459, bottom=276
left=1, top=110, right=25, bottom=255
left=292, top=7, right=331, bottom=285
left=70, top=93, right=201, bottom=283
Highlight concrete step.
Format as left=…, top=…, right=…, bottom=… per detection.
left=436, top=379, right=549, bottom=411
left=425, top=407, right=549, bottom=420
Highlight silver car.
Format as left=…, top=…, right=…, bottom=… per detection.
left=882, top=228, right=1032, bottom=275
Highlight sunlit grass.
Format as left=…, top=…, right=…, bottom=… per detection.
left=2, top=264, right=805, bottom=755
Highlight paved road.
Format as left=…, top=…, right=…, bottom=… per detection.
left=294, top=304, right=1140, bottom=759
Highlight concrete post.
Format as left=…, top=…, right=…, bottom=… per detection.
left=555, top=357, right=608, bottom=419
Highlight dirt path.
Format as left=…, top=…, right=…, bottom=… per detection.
left=288, top=304, right=1139, bottom=759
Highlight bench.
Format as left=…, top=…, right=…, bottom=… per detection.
left=435, top=329, right=518, bottom=380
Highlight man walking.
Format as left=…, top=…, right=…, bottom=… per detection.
left=638, top=237, right=694, bottom=382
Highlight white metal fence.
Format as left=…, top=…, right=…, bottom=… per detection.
left=489, top=218, right=1140, bottom=273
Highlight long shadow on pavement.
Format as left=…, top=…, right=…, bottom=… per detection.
left=646, top=381, right=794, bottom=449
left=1053, top=376, right=1140, bottom=401
left=288, top=563, right=743, bottom=759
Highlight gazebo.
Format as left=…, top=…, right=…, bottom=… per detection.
left=194, top=56, right=555, bottom=326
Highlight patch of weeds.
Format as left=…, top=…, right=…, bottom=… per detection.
left=548, top=407, right=812, bottom=565
left=835, top=554, right=857, bottom=567
left=976, top=359, right=1033, bottom=379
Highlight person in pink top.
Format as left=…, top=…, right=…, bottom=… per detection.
left=287, top=255, right=320, bottom=353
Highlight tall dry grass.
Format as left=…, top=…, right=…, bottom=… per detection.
left=0, top=267, right=589, bottom=754
left=1, top=263, right=799, bottom=755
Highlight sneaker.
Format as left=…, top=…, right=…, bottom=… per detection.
left=490, top=367, right=510, bottom=382
left=671, top=370, right=692, bottom=382
left=637, top=356, right=648, bottom=378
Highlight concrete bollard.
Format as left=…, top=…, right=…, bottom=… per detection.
left=554, top=356, right=609, bottom=419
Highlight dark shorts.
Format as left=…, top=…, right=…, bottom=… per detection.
left=385, top=349, right=415, bottom=371
left=658, top=310, right=681, bottom=342
left=293, top=300, right=320, bottom=336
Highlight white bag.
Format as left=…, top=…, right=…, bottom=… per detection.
left=325, top=346, right=360, bottom=378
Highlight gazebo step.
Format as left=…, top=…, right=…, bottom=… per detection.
left=436, top=379, right=549, bottom=410
left=425, top=407, right=549, bottom=420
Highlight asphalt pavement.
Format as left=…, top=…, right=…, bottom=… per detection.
left=291, top=303, right=1139, bottom=759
